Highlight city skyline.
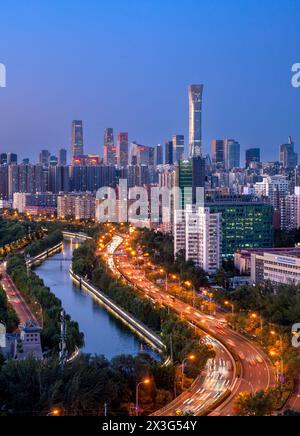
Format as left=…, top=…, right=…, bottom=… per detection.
left=0, top=1, right=299, bottom=161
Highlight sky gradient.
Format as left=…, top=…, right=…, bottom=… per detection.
left=0, top=0, right=299, bottom=162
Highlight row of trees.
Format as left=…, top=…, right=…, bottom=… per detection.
left=0, top=219, right=39, bottom=247
left=0, top=353, right=176, bottom=416
left=24, top=230, right=63, bottom=257
left=6, top=254, right=84, bottom=354
left=0, top=286, right=19, bottom=332
left=136, top=229, right=209, bottom=289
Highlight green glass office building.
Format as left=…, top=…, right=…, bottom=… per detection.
left=207, top=202, right=274, bottom=257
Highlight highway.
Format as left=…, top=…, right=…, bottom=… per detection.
left=105, top=234, right=276, bottom=416
left=0, top=261, right=38, bottom=326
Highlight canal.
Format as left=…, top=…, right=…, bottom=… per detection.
left=35, top=239, right=158, bottom=359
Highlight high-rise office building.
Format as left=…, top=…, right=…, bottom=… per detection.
left=176, top=158, right=205, bottom=210
left=173, top=135, right=185, bottom=163
left=246, top=148, right=260, bottom=168
left=6, top=153, right=18, bottom=165
left=189, top=84, right=204, bottom=158
left=154, top=144, right=164, bottom=167
left=208, top=201, right=274, bottom=257
left=165, top=141, right=174, bottom=165
left=280, top=137, right=298, bottom=169
left=0, top=153, right=7, bottom=165
left=39, top=150, right=50, bottom=167
left=71, top=120, right=84, bottom=160
left=117, top=132, right=129, bottom=168
left=174, top=206, right=222, bottom=274
left=225, top=139, right=240, bottom=170
left=58, top=149, right=67, bottom=166
left=212, top=140, right=225, bottom=166
left=103, top=128, right=116, bottom=166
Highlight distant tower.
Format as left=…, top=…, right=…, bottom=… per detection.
left=189, top=85, right=204, bottom=158
left=173, top=135, right=185, bottom=163
left=39, top=150, right=51, bottom=167
left=117, top=132, right=129, bottom=168
left=58, top=149, right=67, bottom=166
left=71, top=120, right=84, bottom=161
left=103, top=128, right=116, bottom=165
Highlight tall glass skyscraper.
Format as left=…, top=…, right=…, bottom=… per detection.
left=173, top=135, right=185, bottom=163
left=58, top=148, right=67, bottom=166
left=246, top=148, right=260, bottom=168
left=117, top=132, right=129, bottom=168
left=103, top=128, right=116, bottom=166
left=280, top=137, right=298, bottom=169
left=189, top=84, right=204, bottom=158
left=71, top=120, right=84, bottom=161
left=225, top=139, right=240, bottom=170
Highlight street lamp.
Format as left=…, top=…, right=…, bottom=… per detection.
left=182, top=355, right=196, bottom=390
left=269, top=348, right=284, bottom=385
left=136, top=378, right=151, bottom=416
left=251, top=312, right=263, bottom=344
left=160, top=268, right=169, bottom=293
left=185, top=281, right=196, bottom=307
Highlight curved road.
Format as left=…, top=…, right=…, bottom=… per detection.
left=0, top=262, right=38, bottom=326
left=106, top=234, right=276, bottom=416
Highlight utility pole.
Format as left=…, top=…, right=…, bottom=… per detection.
left=59, top=310, right=68, bottom=369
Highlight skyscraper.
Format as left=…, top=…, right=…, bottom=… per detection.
left=280, top=137, right=298, bottom=169
left=173, top=135, right=185, bottom=163
left=7, top=153, right=18, bottom=165
left=154, top=144, right=164, bottom=167
left=224, top=139, right=240, bottom=170
left=165, top=141, right=174, bottom=165
left=71, top=120, right=84, bottom=161
left=0, top=153, right=7, bottom=165
left=174, top=206, right=222, bottom=274
left=117, top=132, right=129, bottom=168
left=189, top=84, right=204, bottom=158
left=211, top=140, right=225, bottom=166
left=103, top=128, right=116, bottom=166
left=58, top=149, right=67, bottom=166
left=39, top=150, right=51, bottom=167
left=246, top=148, right=260, bottom=168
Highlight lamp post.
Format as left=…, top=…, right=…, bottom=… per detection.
left=185, top=281, right=196, bottom=307
left=160, top=269, right=168, bottom=293
left=251, top=313, right=263, bottom=345
left=270, top=334, right=284, bottom=385
left=181, top=355, right=196, bottom=390
left=136, top=378, right=151, bottom=417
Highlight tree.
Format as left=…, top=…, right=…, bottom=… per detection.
left=234, top=390, right=275, bottom=416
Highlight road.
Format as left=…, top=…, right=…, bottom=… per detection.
left=283, top=370, right=300, bottom=413
left=106, top=234, right=276, bottom=416
left=0, top=261, right=37, bottom=326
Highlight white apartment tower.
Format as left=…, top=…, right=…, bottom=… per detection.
left=175, top=206, right=222, bottom=274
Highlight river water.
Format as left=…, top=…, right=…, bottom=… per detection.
left=35, top=239, right=158, bottom=359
